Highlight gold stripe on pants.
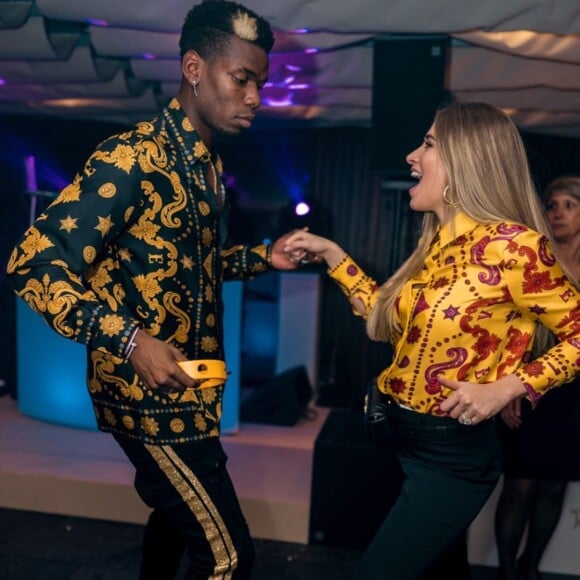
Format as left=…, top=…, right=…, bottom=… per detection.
left=145, top=443, right=238, bottom=579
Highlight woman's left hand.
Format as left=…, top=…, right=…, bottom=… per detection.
left=270, top=228, right=322, bottom=270
left=437, top=375, right=524, bottom=426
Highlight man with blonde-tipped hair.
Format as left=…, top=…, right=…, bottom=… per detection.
left=7, top=2, right=303, bottom=578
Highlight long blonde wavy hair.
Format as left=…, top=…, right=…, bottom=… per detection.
left=367, top=102, right=576, bottom=354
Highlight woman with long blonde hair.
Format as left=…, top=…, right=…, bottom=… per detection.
left=284, top=102, right=580, bottom=580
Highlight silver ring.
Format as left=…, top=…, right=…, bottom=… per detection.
left=300, top=258, right=311, bottom=265
left=459, top=414, right=472, bottom=426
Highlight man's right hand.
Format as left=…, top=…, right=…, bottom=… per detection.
left=128, top=330, right=200, bottom=391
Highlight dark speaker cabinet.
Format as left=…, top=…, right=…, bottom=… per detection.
left=309, top=408, right=472, bottom=578
left=309, top=408, right=403, bottom=549
left=240, top=365, right=312, bottom=426
left=371, top=34, right=451, bottom=177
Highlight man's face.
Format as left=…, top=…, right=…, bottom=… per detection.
left=196, top=35, right=269, bottom=139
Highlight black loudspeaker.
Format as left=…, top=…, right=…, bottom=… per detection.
left=371, top=34, right=451, bottom=177
left=309, top=409, right=472, bottom=578
left=309, top=408, right=403, bottom=549
left=240, top=365, right=312, bottom=426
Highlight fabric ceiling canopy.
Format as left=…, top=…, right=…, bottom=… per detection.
left=0, top=0, right=579, bottom=138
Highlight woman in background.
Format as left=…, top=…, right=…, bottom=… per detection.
left=494, top=175, right=580, bottom=580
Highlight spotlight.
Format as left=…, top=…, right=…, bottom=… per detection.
left=276, top=197, right=333, bottom=240
left=295, top=201, right=311, bottom=216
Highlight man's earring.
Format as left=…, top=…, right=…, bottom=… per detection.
left=192, top=80, right=198, bottom=97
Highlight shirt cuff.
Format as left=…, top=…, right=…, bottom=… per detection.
left=265, top=243, right=273, bottom=266
left=514, top=374, right=542, bottom=409
left=328, top=255, right=366, bottom=292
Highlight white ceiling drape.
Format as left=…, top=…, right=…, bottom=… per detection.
left=1, top=0, right=579, bottom=137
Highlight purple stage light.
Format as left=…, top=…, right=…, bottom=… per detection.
left=295, top=201, right=310, bottom=216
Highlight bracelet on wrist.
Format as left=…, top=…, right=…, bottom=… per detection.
left=123, top=326, right=140, bottom=362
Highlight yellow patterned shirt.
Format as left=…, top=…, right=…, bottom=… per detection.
left=7, top=98, right=272, bottom=443
left=329, top=212, right=580, bottom=415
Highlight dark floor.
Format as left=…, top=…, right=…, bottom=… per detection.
left=0, top=507, right=577, bottom=580
left=0, top=507, right=359, bottom=580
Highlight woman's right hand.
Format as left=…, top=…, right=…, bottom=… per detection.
left=283, top=230, right=347, bottom=269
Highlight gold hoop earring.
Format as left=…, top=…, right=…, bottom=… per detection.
left=442, top=185, right=459, bottom=208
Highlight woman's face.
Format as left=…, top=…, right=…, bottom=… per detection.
left=546, top=190, right=580, bottom=243
left=405, top=123, right=450, bottom=224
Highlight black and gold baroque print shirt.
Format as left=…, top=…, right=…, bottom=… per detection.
left=7, top=98, right=272, bottom=443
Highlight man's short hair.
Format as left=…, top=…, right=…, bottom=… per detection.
left=180, top=0, right=275, bottom=59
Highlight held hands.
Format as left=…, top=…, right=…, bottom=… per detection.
left=127, top=329, right=201, bottom=391
left=282, top=228, right=347, bottom=269
left=437, top=374, right=526, bottom=426
left=270, top=228, right=322, bottom=270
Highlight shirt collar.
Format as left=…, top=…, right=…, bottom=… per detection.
left=164, top=98, right=224, bottom=175
left=438, top=212, right=479, bottom=248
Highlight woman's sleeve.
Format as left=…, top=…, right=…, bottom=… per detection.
left=503, top=229, right=580, bottom=401
left=327, top=255, right=380, bottom=318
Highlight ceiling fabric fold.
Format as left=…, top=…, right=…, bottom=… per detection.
left=0, top=0, right=579, bottom=138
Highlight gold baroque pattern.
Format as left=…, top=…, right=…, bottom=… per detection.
left=201, top=227, right=213, bottom=247
left=99, top=313, right=125, bottom=337
left=86, top=257, right=119, bottom=311
left=141, top=416, right=160, bottom=437
left=170, top=418, right=185, bottom=433
left=122, top=415, right=135, bottom=430
left=55, top=176, right=82, bottom=204
left=163, top=291, right=190, bottom=345
left=91, top=351, right=144, bottom=401
left=98, top=182, right=117, bottom=198
left=109, top=144, right=137, bottom=173
left=201, top=336, right=218, bottom=353
left=83, top=245, right=97, bottom=264
left=162, top=172, right=189, bottom=228
left=103, top=407, right=117, bottom=426
left=19, top=274, right=83, bottom=339
left=179, top=389, right=201, bottom=403
left=198, top=201, right=210, bottom=216
left=182, top=117, right=194, bottom=132
left=194, top=413, right=207, bottom=432
left=202, top=388, right=218, bottom=405
left=7, top=227, right=54, bottom=271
